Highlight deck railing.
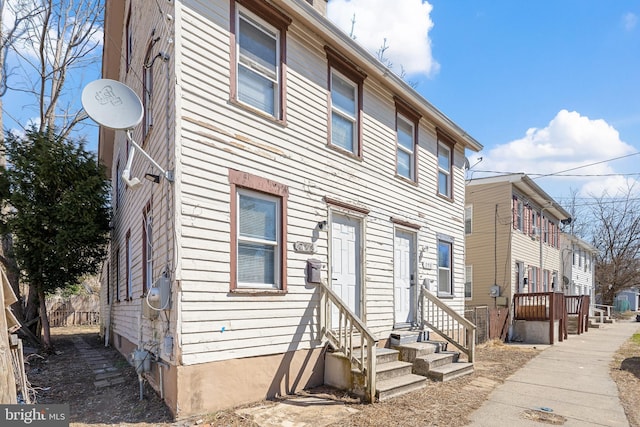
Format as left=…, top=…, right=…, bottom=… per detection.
left=420, top=286, right=476, bottom=362
left=565, top=295, right=590, bottom=334
left=513, top=292, right=567, bottom=344
left=319, top=281, right=378, bottom=403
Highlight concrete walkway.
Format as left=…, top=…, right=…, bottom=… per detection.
left=469, top=320, right=640, bottom=426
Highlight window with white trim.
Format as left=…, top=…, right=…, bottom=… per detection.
left=437, top=142, right=452, bottom=198
left=438, top=239, right=453, bottom=295
left=330, top=69, right=358, bottom=153
left=396, top=114, right=415, bottom=180
left=236, top=7, right=280, bottom=117
left=529, top=266, right=538, bottom=292
left=237, top=189, right=281, bottom=288
left=464, top=265, right=472, bottom=299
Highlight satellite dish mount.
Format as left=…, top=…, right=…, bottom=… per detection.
left=81, top=79, right=173, bottom=188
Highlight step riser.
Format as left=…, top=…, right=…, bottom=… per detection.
left=376, top=364, right=414, bottom=381
left=413, top=357, right=455, bottom=374
left=376, top=378, right=427, bottom=401
left=395, top=345, right=436, bottom=363
left=428, top=365, right=474, bottom=382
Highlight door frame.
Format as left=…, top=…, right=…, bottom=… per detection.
left=328, top=208, right=366, bottom=322
left=393, top=226, right=418, bottom=328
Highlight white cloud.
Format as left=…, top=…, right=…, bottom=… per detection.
left=469, top=110, right=638, bottom=197
left=623, top=12, right=638, bottom=31
left=327, top=0, right=439, bottom=76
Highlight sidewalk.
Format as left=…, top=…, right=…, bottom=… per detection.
left=469, top=319, right=640, bottom=426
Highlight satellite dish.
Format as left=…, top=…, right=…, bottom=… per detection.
left=81, top=79, right=143, bottom=130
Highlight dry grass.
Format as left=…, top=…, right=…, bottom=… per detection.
left=30, top=328, right=543, bottom=427
left=611, top=330, right=640, bottom=427
left=204, top=340, right=541, bottom=427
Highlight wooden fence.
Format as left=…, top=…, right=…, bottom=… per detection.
left=47, top=311, right=99, bottom=327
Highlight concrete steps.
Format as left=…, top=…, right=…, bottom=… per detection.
left=393, top=332, right=474, bottom=383
left=371, top=347, right=427, bottom=401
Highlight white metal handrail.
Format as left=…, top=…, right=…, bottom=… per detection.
left=319, top=281, right=378, bottom=402
left=420, top=286, right=476, bottom=362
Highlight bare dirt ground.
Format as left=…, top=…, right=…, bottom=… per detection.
left=25, top=326, right=546, bottom=426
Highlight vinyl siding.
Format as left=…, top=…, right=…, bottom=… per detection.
left=175, top=0, right=469, bottom=365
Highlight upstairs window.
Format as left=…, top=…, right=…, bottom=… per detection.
left=231, top=1, right=290, bottom=120
left=513, top=196, right=523, bottom=231
left=395, top=97, right=421, bottom=181
left=126, top=3, right=133, bottom=72
left=437, top=140, right=452, bottom=198
left=330, top=69, right=358, bottom=153
left=326, top=46, right=366, bottom=157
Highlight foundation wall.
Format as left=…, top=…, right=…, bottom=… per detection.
left=173, top=347, right=326, bottom=418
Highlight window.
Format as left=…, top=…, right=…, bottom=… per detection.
left=142, top=36, right=155, bottom=140
left=465, top=266, right=472, bottom=299
left=115, top=160, right=123, bottom=210
left=326, top=46, right=366, bottom=157
left=543, top=269, right=549, bottom=292
left=126, top=3, right=132, bottom=72
left=465, top=205, right=472, bottom=235
left=115, top=248, right=120, bottom=302
left=529, top=266, right=538, bottom=293
left=231, top=1, right=290, bottom=119
left=438, top=239, right=453, bottom=295
left=229, top=170, right=288, bottom=291
left=543, top=218, right=549, bottom=243
left=396, top=114, right=416, bottom=180
left=513, top=196, right=523, bottom=231
left=516, top=261, right=525, bottom=292
left=106, top=263, right=110, bottom=305
left=330, top=70, right=358, bottom=153
left=394, top=98, right=421, bottom=181
left=142, top=203, right=153, bottom=295
left=126, top=230, right=132, bottom=299
left=437, top=140, right=452, bottom=198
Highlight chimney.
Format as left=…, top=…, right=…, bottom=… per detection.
left=305, top=0, right=328, bottom=16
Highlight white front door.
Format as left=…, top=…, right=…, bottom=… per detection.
left=394, top=229, right=416, bottom=327
left=331, top=214, right=361, bottom=326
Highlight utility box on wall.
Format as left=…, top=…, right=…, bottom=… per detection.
left=306, top=259, right=322, bottom=284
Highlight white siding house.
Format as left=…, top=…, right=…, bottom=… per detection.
left=559, top=232, right=597, bottom=299
left=98, top=0, right=482, bottom=417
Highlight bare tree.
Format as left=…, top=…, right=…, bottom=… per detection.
left=10, top=0, right=103, bottom=139
left=1, top=0, right=104, bottom=347
left=589, top=184, right=640, bottom=305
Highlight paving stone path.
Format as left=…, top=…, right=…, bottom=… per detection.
left=70, top=335, right=127, bottom=388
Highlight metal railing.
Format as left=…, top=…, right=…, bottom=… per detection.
left=420, top=286, right=476, bottom=362
left=319, top=281, right=378, bottom=403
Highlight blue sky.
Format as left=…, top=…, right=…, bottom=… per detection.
left=4, top=1, right=639, bottom=204
left=328, top=0, right=640, bottom=202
